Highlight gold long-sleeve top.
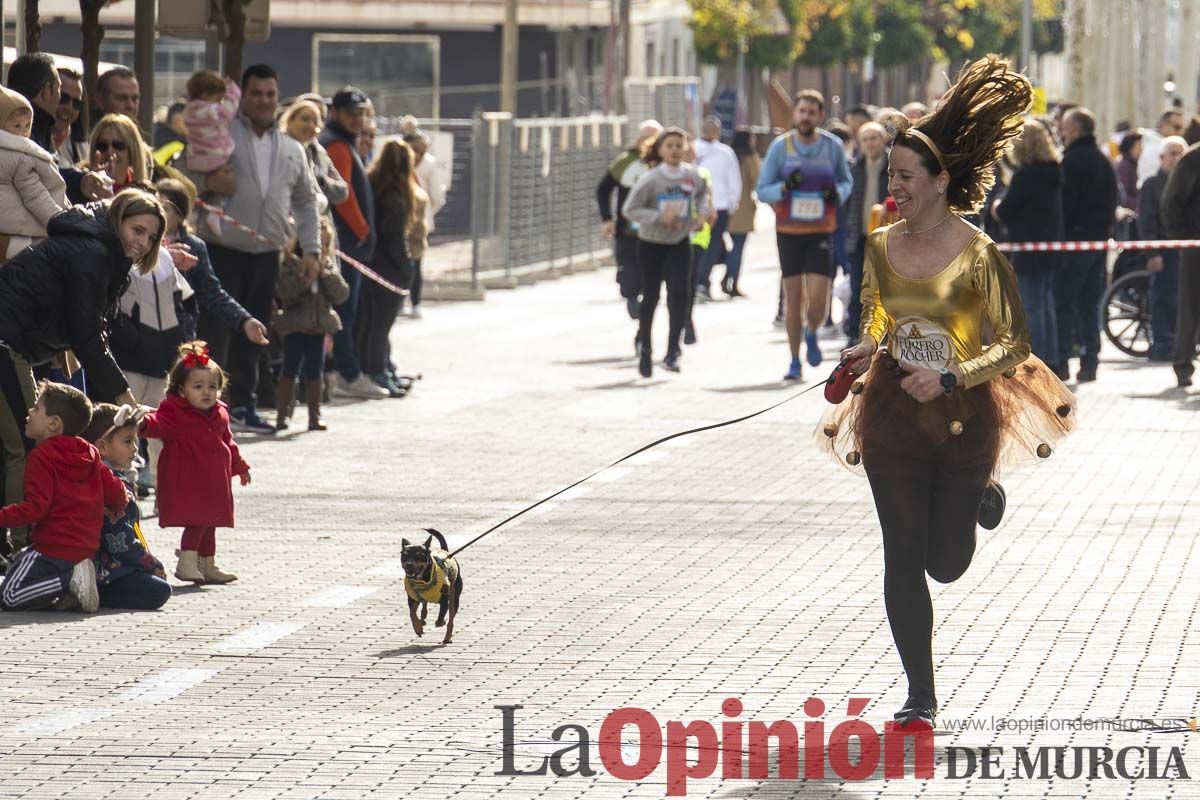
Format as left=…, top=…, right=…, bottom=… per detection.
left=858, top=225, right=1031, bottom=389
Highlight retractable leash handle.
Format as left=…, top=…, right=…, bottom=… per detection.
left=824, top=359, right=859, bottom=404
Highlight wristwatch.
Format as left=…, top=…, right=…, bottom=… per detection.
left=938, top=367, right=957, bottom=395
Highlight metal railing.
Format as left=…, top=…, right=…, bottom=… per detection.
left=472, top=113, right=628, bottom=288
left=623, top=76, right=703, bottom=134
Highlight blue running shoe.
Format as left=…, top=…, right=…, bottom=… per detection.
left=784, top=359, right=802, bottom=381
left=805, top=329, right=823, bottom=367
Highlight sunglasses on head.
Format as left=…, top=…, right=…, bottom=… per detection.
left=94, top=138, right=128, bottom=154
left=59, top=93, right=83, bottom=111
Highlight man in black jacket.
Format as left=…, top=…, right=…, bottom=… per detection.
left=1161, top=137, right=1200, bottom=387
left=1054, top=107, right=1117, bottom=382
left=1139, top=136, right=1187, bottom=362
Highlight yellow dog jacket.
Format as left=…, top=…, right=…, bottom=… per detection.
left=405, top=555, right=448, bottom=603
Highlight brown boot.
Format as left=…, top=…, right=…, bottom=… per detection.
left=275, top=376, right=296, bottom=431
left=307, top=378, right=327, bottom=431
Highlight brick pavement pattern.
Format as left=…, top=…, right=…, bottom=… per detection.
left=0, top=227, right=1198, bottom=799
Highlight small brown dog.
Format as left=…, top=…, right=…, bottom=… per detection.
left=401, top=529, right=462, bottom=644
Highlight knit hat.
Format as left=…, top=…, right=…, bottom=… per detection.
left=0, top=85, right=32, bottom=128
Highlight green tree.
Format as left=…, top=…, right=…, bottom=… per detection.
left=873, top=0, right=932, bottom=69
left=689, top=0, right=859, bottom=70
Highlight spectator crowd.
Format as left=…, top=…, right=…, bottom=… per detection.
left=599, top=88, right=1200, bottom=387
left=0, top=52, right=441, bottom=611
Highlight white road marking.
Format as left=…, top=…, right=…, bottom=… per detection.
left=303, top=585, right=378, bottom=608
left=557, top=486, right=593, bottom=501
left=211, top=622, right=305, bottom=651
left=625, top=449, right=669, bottom=465
left=10, top=708, right=118, bottom=734
left=10, top=668, right=219, bottom=735
left=116, top=668, right=218, bottom=702
left=590, top=466, right=633, bottom=483
left=528, top=502, right=560, bottom=517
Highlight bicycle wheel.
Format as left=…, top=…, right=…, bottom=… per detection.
left=1102, top=270, right=1152, bottom=358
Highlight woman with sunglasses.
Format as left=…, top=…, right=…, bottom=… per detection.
left=88, top=114, right=150, bottom=192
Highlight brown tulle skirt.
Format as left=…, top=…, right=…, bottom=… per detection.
left=815, top=350, right=1077, bottom=475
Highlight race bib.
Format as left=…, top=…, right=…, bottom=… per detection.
left=892, top=317, right=955, bottom=371
left=789, top=190, right=825, bottom=222
left=658, top=191, right=691, bottom=219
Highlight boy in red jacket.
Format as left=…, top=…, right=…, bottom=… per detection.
left=0, top=382, right=129, bottom=613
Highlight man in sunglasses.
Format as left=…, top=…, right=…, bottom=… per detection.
left=53, top=67, right=86, bottom=170
left=6, top=53, right=112, bottom=203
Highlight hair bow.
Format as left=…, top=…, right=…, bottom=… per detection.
left=181, top=344, right=211, bottom=370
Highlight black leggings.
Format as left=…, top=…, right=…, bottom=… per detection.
left=864, top=447, right=990, bottom=703
left=281, top=333, right=325, bottom=381
left=637, top=240, right=691, bottom=357
left=357, top=278, right=404, bottom=377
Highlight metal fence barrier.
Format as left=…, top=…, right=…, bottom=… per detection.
left=623, top=76, right=703, bottom=134
left=473, top=113, right=628, bottom=288
left=377, top=112, right=628, bottom=296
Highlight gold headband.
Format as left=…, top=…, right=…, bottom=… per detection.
left=906, top=128, right=947, bottom=172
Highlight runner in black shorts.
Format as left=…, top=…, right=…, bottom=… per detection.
left=777, top=232, right=835, bottom=279
left=757, top=89, right=852, bottom=381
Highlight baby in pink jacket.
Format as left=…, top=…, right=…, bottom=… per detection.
left=184, top=70, right=241, bottom=235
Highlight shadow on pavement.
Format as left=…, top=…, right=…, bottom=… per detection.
left=557, top=355, right=635, bottom=367
left=707, top=381, right=806, bottom=393
left=584, top=379, right=669, bottom=390
left=374, top=643, right=450, bottom=657
left=715, top=741, right=955, bottom=797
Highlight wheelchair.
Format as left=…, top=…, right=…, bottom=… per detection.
left=1102, top=257, right=1153, bottom=359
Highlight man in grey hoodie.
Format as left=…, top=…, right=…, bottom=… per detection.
left=192, top=64, right=321, bottom=434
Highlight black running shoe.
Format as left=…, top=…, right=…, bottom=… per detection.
left=663, top=352, right=681, bottom=372
left=978, top=481, right=1006, bottom=530
left=683, top=323, right=697, bottom=345
left=638, top=344, right=652, bottom=378
left=894, top=689, right=938, bottom=728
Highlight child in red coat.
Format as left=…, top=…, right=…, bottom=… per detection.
left=140, top=341, right=250, bottom=584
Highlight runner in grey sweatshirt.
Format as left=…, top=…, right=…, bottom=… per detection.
left=620, top=129, right=710, bottom=377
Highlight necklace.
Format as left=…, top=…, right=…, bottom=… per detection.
left=903, top=211, right=954, bottom=236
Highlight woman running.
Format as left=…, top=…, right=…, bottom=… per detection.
left=818, top=55, right=1077, bottom=727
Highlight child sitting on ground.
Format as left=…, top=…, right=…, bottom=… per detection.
left=0, top=85, right=66, bottom=262
left=0, top=383, right=129, bottom=613
left=274, top=216, right=349, bottom=431
left=141, top=341, right=250, bottom=584
left=82, top=404, right=171, bottom=610
left=183, top=69, right=241, bottom=236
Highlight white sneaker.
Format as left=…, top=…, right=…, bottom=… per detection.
left=69, top=559, right=99, bottom=613
left=334, top=374, right=389, bottom=399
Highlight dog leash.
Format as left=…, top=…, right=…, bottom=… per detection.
left=446, top=373, right=835, bottom=558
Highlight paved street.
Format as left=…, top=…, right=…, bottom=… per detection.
left=1, top=227, right=1198, bottom=799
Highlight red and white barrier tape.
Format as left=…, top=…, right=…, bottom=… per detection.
left=997, top=238, right=1200, bottom=253
left=195, top=199, right=410, bottom=297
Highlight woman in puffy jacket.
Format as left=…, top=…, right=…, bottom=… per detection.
left=0, top=189, right=166, bottom=549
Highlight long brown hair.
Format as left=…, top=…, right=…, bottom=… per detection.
left=887, top=55, right=1032, bottom=213
left=367, top=139, right=418, bottom=232
left=642, top=127, right=686, bottom=167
